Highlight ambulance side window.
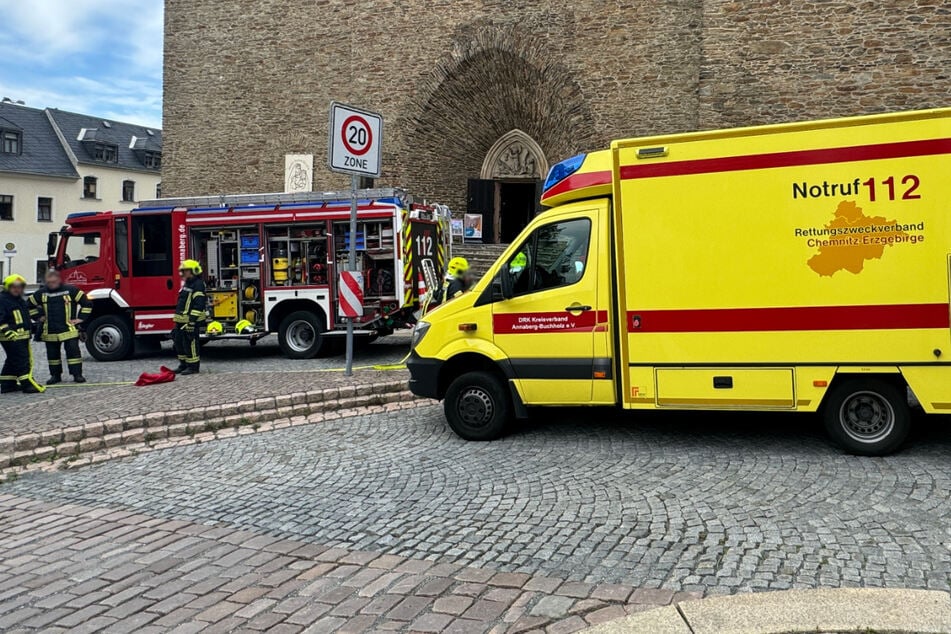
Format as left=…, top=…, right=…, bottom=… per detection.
left=506, top=218, right=590, bottom=296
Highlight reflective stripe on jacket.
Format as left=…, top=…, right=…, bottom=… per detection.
left=28, top=284, right=91, bottom=342
left=0, top=291, right=32, bottom=341
left=174, top=278, right=207, bottom=324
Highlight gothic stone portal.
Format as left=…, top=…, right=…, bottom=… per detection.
left=473, top=130, right=548, bottom=244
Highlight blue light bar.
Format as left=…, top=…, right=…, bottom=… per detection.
left=543, top=154, right=586, bottom=191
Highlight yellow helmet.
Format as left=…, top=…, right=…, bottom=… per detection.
left=179, top=259, right=203, bottom=274
left=235, top=319, right=256, bottom=334
left=447, top=257, right=469, bottom=278
left=2, top=274, right=26, bottom=290
left=206, top=321, right=223, bottom=336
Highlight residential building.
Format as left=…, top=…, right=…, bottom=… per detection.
left=0, top=102, right=162, bottom=281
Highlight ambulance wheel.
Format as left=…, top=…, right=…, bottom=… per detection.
left=278, top=311, right=328, bottom=359
left=444, top=371, right=510, bottom=441
left=823, top=378, right=910, bottom=456
left=85, top=315, right=133, bottom=362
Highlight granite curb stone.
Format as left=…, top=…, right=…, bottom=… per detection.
left=1, top=379, right=419, bottom=473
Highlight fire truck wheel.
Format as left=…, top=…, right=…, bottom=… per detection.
left=85, top=315, right=134, bottom=362
left=823, top=378, right=911, bottom=456
left=444, top=371, right=511, bottom=441
left=277, top=310, right=327, bottom=359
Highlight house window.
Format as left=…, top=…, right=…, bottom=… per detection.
left=37, top=197, right=52, bottom=222
left=122, top=180, right=135, bottom=202
left=1, top=129, right=21, bottom=154
left=94, top=143, right=118, bottom=163
left=83, top=176, right=98, bottom=199
left=155, top=182, right=162, bottom=198
left=0, top=195, right=12, bottom=221
left=143, top=152, right=161, bottom=169
left=35, top=260, right=48, bottom=284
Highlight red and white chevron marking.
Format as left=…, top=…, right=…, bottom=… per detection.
left=337, top=271, right=364, bottom=318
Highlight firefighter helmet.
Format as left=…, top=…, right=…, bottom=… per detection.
left=206, top=321, right=223, bottom=336
left=235, top=319, right=256, bottom=334
left=447, top=257, right=469, bottom=279
left=2, top=274, right=26, bottom=290
left=179, top=259, right=203, bottom=275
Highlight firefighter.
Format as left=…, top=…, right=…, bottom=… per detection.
left=172, top=260, right=207, bottom=375
left=0, top=274, right=45, bottom=394
left=442, top=257, right=473, bottom=302
left=28, top=269, right=92, bottom=384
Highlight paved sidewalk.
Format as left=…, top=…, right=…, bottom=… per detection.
left=0, top=494, right=682, bottom=633
left=587, top=587, right=951, bottom=633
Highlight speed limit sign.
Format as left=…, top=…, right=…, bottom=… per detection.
left=328, top=102, right=383, bottom=177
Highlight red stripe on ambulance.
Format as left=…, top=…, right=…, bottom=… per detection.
left=620, top=138, right=951, bottom=180
left=543, top=138, right=951, bottom=201
left=627, top=303, right=950, bottom=333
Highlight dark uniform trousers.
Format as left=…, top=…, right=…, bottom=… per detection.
left=0, top=291, right=44, bottom=393
left=173, top=277, right=207, bottom=369
left=28, top=285, right=91, bottom=379
left=172, top=325, right=201, bottom=366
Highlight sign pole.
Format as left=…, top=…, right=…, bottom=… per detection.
left=329, top=102, right=381, bottom=378
left=345, top=174, right=358, bottom=377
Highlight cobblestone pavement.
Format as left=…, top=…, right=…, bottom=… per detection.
left=3, top=405, right=951, bottom=632
left=0, top=335, right=411, bottom=438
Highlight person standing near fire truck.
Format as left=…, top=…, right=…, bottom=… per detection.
left=172, top=260, right=207, bottom=375
left=0, top=274, right=45, bottom=394
left=28, top=269, right=92, bottom=384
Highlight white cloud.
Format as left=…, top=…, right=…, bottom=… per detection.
left=0, top=0, right=163, bottom=126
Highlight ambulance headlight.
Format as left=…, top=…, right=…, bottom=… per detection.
left=412, top=321, right=431, bottom=347
left=543, top=153, right=586, bottom=191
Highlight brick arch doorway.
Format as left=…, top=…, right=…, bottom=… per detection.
left=468, top=130, right=548, bottom=244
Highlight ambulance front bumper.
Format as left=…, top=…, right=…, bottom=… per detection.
left=407, top=351, right=441, bottom=399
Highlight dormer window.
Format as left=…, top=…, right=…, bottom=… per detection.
left=1, top=129, right=21, bottom=154
left=94, top=142, right=118, bottom=163
left=143, top=151, right=161, bottom=169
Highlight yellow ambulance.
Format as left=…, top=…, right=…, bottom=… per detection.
left=408, top=108, right=951, bottom=455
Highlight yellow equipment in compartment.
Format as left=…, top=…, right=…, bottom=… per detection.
left=272, top=247, right=289, bottom=285
left=207, top=290, right=239, bottom=320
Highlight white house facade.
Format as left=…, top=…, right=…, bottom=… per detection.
left=0, top=102, right=162, bottom=283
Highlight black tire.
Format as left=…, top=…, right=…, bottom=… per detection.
left=823, top=378, right=911, bottom=456
left=444, top=371, right=511, bottom=441
left=277, top=310, right=328, bottom=359
left=85, top=314, right=134, bottom=362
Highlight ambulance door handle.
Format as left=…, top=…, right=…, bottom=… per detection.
left=565, top=304, right=592, bottom=313
left=166, top=279, right=173, bottom=290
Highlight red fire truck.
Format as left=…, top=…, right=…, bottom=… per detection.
left=46, top=189, right=450, bottom=361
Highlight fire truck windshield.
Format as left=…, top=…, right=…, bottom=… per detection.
left=57, top=232, right=102, bottom=269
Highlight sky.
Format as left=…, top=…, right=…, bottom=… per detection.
left=0, top=0, right=164, bottom=129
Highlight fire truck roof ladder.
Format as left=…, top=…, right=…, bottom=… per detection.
left=138, top=188, right=410, bottom=210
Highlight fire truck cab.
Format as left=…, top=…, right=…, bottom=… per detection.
left=49, top=189, right=449, bottom=361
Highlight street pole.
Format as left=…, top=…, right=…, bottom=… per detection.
left=345, top=174, right=358, bottom=377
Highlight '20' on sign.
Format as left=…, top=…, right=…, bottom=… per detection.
left=329, top=103, right=383, bottom=178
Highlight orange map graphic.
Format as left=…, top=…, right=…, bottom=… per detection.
left=807, top=201, right=909, bottom=276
